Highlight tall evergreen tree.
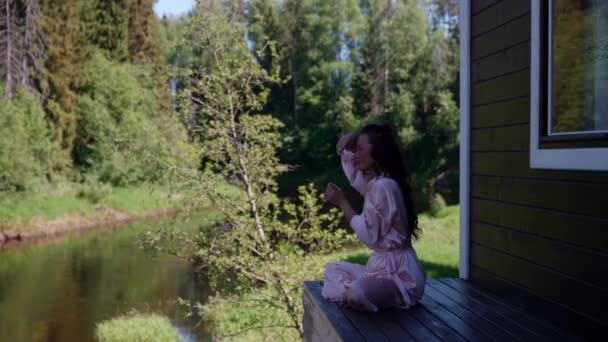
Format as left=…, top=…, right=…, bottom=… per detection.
left=40, top=0, right=87, bottom=170
left=127, top=0, right=169, bottom=112
left=84, top=0, right=130, bottom=61
left=127, top=0, right=163, bottom=70
left=0, top=0, right=45, bottom=99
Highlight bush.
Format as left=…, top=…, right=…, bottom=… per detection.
left=76, top=175, right=112, bottom=204
left=73, top=51, right=195, bottom=187
left=429, top=192, right=447, bottom=217
left=0, top=88, right=54, bottom=191
left=95, top=312, right=180, bottom=342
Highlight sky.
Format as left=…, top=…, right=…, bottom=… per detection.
left=154, top=0, right=195, bottom=17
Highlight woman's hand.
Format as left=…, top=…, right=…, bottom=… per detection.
left=337, top=132, right=357, bottom=155
left=324, top=183, right=346, bottom=206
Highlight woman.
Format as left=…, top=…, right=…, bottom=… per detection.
left=322, top=124, right=426, bottom=311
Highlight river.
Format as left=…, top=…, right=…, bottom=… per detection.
left=0, top=212, right=215, bottom=341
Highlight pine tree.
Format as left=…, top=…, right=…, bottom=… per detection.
left=84, top=0, right=130, bottom=61
left=40, top=0, right=87, bottom=170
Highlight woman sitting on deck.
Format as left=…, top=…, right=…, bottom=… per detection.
left=322, top=123, right=426, bottom=312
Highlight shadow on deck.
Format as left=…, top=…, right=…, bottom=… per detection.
left=303, top=278, right=587, bottom=341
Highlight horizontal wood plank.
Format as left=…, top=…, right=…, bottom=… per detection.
left=418, top=292, right=492, bottom=341
left=439, top=278, right=581, bottom=341
left=472, top=175, right=608, bottom=218
left=303, top=279, right=596, bottom=341
left=471, top=244, right=607, bottom=326
left=472, top=69, right=529, bottom=106
left=472, top=0, right=501, bottom=15
left=424, top=284, right=516, bottom=341
left=472, top=221, right=608, bottom=288
left=469, top=267, right=603, bottom=341
left=473, top=0, right=530, bottom=37
left=429, top=280, right=548, bottom=341
left=381, top=308, right=440, bottom=342
left=303, top=281, right=365, bottom=342
left=472, top=198, right=608, bottom=254
left=472, top=41, right=529, bottom=83
left=473, top=13, right=530, bottom=60
left=472, top=151, right=608, bottom=183
left=472, top=124, right=529, bottom=151
left=472, top=96, right=529, bottom=128
left=407, top=302, right=468, bottom=341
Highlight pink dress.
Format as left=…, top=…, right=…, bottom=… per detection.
left=321, top=147, right=426, bottom=311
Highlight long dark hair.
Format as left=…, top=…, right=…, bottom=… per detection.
left=359, top=123, right=421, bottom=241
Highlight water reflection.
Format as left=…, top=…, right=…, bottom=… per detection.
left=0, top=213, right=214, bottom=342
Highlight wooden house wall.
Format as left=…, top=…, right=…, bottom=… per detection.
left=468, top=0, right=608, bottom=336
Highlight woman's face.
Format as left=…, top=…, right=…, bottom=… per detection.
left=354, top=134, right=376, bottom=171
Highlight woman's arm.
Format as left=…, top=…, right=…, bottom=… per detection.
left=338, top=197, right=357, bottom=224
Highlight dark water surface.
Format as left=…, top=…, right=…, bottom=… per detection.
left=0, top=213, right=215, bottom=342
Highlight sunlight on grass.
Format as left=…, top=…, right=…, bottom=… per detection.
left=95, top=313, right=180, bottom=342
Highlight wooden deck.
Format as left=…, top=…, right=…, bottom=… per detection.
left=302, top=278, right=587, bottom=341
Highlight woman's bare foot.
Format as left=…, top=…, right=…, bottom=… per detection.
left=341, top=284, right=378, bottom=312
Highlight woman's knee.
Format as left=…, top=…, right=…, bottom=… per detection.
left=323, top=261, right=341, bottom=278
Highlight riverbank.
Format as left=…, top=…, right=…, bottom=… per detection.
left=0, top=182, right=205, bottom=246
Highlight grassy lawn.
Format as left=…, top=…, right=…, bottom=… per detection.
left=0, top=181, right=242, bottom=231
left=95, top=313, right=180, bottom=342
left=203, top=205, right=460, bottom=341
left=0, top=182, right=182, bottom=229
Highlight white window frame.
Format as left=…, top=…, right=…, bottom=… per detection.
left=530, top=0, right=608, bottom=171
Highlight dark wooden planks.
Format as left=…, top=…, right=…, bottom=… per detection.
left=303, top=281, right=365, bottom=342
left=472, top=0, right=501, bottom=15
left=471, top=244, right=608, bottom=327
left=418, top=290, right=493, bottom=341
left=405, top=301, right=468, bottom=341
left=472, top=96, right=529, bottom=128
left=472, top=151, right=608, bottom=183
left=472, top=175, right=608, bottom=219
left=430, top=280, right=550, bottom=341
left=469, top=267, right=604, bottom=341
left=472, top=69, right=529, bottom=106
left=423, top=284, right=516, bottom=341
left=339, top=309, right=391, bottom=341
left=473, top=41, right=529, bottom=83
left=472, top=14, right=530, bottom=60
left=303, top=279, right=597, bottom=341
left=472, top=221, right=608, bottom=288
left=471, top=198, right=608, bottom=254
left=472, top=124, right=529, bottom=152
left=438, top=278, right=574, bottom=341
left=473, top=0, right=530, bottom=37
left=379, top=308, right=440, bottom=342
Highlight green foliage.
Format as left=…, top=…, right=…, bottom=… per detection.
left=0, top=182, right=187, bottom=229
left=428, top=193, right=447, bottom=218
left=73, top=51, right=195, bottom=186
left=76, top=175, right=112, bottom=204
left=95, top=312, right=180, bottom=342
left=201, top=205, right=460, bottom=340
left=40, top=0, right=88, bottom=172
left=143, top=2, right=357, bottom=338
left=0, top=88, right=54, bottom=191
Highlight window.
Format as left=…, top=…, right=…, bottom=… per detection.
left=531, top=0, right=608, bottom=170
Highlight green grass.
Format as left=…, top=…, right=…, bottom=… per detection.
left=0, top=182, right=183, bottom=229
left=95, top=313, right=180, bottom=342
